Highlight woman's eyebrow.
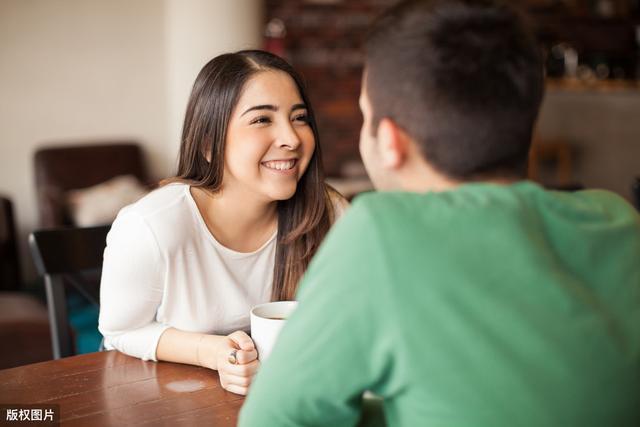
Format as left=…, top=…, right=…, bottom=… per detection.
left=241, top=104, right=277, bottom=117
left=241, top=103, right=307, bottom=117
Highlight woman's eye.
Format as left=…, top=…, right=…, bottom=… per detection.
left=293, top=114, right=309, bottom=124
left=250, top=116, right=271, bottom=125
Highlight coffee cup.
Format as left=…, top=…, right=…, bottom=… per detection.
left=250, top=301, right=298, bottom=362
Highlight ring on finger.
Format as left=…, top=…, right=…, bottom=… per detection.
left=228, top=349, right=238, bottom=365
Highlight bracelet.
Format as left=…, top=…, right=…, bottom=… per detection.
left=195, top=334, right=207, bottom=367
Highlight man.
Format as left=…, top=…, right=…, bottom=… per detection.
left=239, top=1, right=640, bottom=426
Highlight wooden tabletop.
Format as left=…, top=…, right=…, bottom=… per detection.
left=0, top=350, right=244, bottom=426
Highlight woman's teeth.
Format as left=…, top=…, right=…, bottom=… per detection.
left=263, top=159, right=296, bottom=170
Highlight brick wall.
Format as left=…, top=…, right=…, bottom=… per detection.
left=265, top=0, right=399, bottom=176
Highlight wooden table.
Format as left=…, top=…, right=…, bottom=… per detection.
left=0, top=351, right=244, bottom=426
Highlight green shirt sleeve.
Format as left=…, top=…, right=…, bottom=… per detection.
left=239, top=199, right=390, bottom=427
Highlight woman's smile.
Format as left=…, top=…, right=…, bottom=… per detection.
left=261, top=158, right=298, bottom=174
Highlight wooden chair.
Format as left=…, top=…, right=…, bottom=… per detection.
left=632, top=177, right=640, bottom=211
left=29, top=225, right=110, bottom=359
left=0, top=196, right=52, bottom=369
left=0, top=197, right=22, bottom=291
left=528, top=138, right=574, bottom=188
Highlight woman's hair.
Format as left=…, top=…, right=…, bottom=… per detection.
left=166, top=49, right=333, bottom=301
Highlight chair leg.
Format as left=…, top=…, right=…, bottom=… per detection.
left=44, top=276, right=73, bottom=358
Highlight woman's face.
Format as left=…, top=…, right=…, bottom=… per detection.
left=223, top=70, right=315, bottom=202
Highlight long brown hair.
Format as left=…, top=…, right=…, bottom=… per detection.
left=165, top=50, right=333, bottom=301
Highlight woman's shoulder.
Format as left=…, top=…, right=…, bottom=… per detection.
left=120, top=183, right=190, bottom=219
left=108, top=183, right=199, bottom=254
left=112, top=183, right=194, bottom=239
left=325, top=184, right=350, bottom=222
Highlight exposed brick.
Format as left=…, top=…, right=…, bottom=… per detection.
left=265, top=0, right=399, bottom=175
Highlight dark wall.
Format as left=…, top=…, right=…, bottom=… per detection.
left=265, top=0, right=399, bottom=176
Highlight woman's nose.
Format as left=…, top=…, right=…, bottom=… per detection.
left=276, top=122, right=301, bottom=150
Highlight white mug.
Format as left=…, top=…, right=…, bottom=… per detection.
left=250, top=301, right=298, bottom=362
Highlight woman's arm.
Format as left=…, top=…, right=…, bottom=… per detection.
left=156, top=328, right=259, bottom=395
left=100, top=211, right=259, bottom=395
left=99, top=211, right=170, bottom=360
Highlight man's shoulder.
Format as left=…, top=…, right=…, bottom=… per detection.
left=342, top=183, right=639, bottom=246
left=571, top=188, right=639, bottom=218
left=348, top=188, right=487, bottom=225
left=349, top=191, right=427, bottom=217
left=353, top=181, right=638, bottom=214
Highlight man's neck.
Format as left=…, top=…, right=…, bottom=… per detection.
left=399, top=164, right=458, bottom=193
left=397, top=156, right=519, bottom=193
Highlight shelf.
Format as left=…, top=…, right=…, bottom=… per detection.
left=546, top=77, right=640, bottom=92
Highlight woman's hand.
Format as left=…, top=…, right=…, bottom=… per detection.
left=216, top=331, right=259, bottom=395
left=157, top=328, right=259, bottom=395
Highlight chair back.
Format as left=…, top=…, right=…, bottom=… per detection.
left=34, top=142, right=147, bottom=227
left=29, top=225, right=110, bottom=359
left=0, top=196, right=22, bottom=291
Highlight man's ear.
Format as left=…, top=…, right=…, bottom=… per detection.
left=377, top=118, right=408, bottom=170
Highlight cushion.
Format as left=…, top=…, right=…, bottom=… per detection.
left=67, top=175, right=148, bottom=226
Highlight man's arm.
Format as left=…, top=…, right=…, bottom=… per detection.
left=239, top=200, right=389, bottom=426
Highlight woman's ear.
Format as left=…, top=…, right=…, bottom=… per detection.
left=377, top=118, right=408, bottom=170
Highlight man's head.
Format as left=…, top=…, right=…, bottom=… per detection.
left=360, top=0, right=544, bottom=190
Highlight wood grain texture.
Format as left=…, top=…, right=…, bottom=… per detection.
left=0, top=350, right=244, bottom=426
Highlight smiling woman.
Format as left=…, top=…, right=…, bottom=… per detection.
left=224, top=70, right=315, bottom=204
left=98, top=50, right=347, bottom=396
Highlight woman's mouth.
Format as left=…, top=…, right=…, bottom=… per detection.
left=261, top=159, right=298, bottom=171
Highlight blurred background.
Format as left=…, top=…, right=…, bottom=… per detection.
left=1, top=0, right=639, bottom=301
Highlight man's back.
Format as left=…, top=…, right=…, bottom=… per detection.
left=241, top=182, right=640, bottom=426
left=355, top=181, right=638, bottom=425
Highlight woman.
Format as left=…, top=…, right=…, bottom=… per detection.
left=98, top=50, right=346, bottom=395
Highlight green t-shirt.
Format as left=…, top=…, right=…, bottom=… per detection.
left=240, top=182, right=640, bottom=427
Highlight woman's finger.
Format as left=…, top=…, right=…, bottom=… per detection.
left=234, top=348, right=258, bottom=364
left=223, top=383, right=248, bottom=396
left=220, top=372, right=253, bottom=388
left=227, top=330, right=255, bottom=351
left=220, top=346, right=256, bottom=365
left=223, top=358, right=259, bottom=377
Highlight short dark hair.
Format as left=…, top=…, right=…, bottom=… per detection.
left=365, top=0, right=544, bottom=179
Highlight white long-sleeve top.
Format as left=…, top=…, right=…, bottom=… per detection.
left=99, top=183, right=345, bottom=361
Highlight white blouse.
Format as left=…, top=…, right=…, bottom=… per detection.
left=98, top=183, right=345, bottom=361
